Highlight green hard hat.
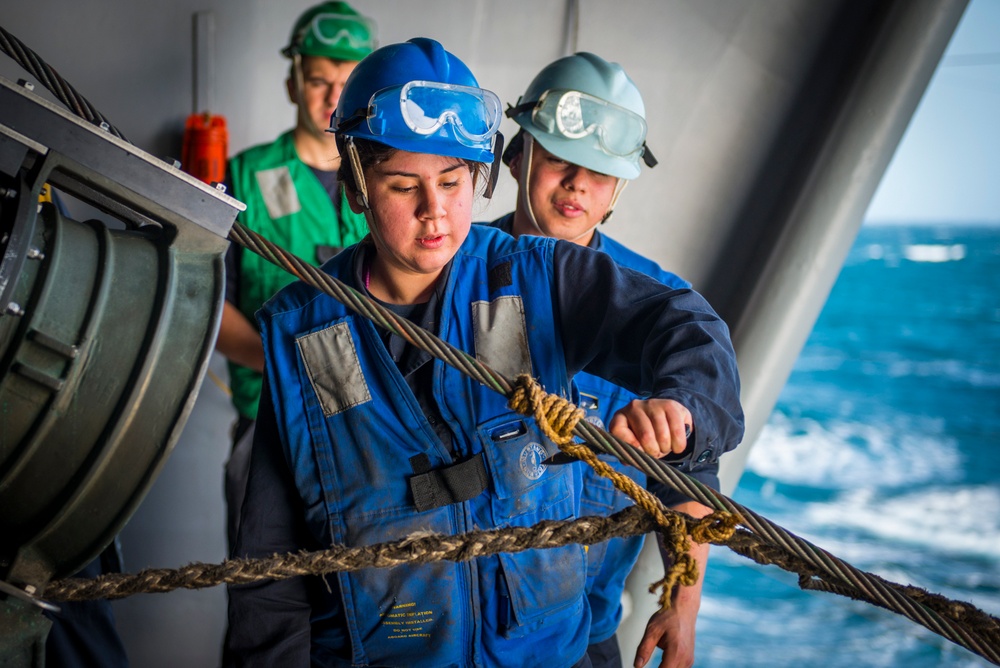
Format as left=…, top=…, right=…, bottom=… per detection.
left=507, top=52, right=649, bottom=180
left=282, top=1, right=377, bottom=62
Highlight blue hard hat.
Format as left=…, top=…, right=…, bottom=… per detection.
left=329, top=37, right=501, bottom=164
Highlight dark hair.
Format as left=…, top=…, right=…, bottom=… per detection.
left=501, top=129, right=526, bottom=167
left=335, top=136, right=398, bottom=195
left=336, top=136, right=492, bottom=197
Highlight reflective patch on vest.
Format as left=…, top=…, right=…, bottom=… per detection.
left=585, top=414, right=606, bottom=430
left=255, top=166, right=301, bottom=220
left=519, top=442, right=548, bottom=480
left=472, top=296, right=533, bottom=379
left=296, top=322, right=371, bottom=416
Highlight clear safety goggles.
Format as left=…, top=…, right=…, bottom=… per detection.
left=520, top=89, right=647, bottom=157
left=337, top=80, right=502, bottom=147
left=309, top=13, right=377, bottom=51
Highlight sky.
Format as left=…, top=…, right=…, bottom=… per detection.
left=865, top=0, right=1000, bottom=224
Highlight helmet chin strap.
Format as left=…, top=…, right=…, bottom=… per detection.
left=517, top=135, right=542, bottom=234
left=600, top=178, right=628, bottom=224
left=344, top=137, right=381, bottom=247
left=345, top=138, right=370, bottom=211
left=291, top=55, right=327, bottom=141
left=344, top=137, right=386, bottom=269
left=572, top=178, right=627, bottom=243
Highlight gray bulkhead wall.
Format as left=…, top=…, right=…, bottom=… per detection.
left=612, top=0, right=968, bottom=656
left=701, top=0, right=968, bottom=493
left=0, top=0, right=967, bottom=665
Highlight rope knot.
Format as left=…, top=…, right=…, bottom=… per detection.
left=689, top=511, right=742, bottom=544
left=507, top=374, right=584, bottom=445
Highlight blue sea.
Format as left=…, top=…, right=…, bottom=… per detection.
left=696, top=224, right=1000, bottom=667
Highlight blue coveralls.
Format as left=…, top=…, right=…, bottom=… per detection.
left=487, top=215, right=722, bottom=648
left=226, top=225, right=743, bottom=667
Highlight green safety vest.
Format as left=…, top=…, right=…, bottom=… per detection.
left=227, top=131, right=368, bottom=419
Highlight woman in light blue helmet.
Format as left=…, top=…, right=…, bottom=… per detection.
left=490, top=52, right=722, bottom=668
left=226, top=37, right=743, bottom=668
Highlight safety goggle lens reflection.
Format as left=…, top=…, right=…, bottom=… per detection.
left=532, top=89, right=646, bottom=157
left=310, top=13, right=376, bottom=50
left=398, top=81, right=502, bottom=142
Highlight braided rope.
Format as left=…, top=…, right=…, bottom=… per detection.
left=44, top=507, right=748, bottom=604
left=46, top=507, right=658, bottom=602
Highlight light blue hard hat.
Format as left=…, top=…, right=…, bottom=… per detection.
left=506, top=52, right=652, bottom=179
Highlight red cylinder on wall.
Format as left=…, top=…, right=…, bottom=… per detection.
left=181, top=113, right=228, bottom=185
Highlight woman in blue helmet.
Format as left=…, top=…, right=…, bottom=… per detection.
left=225, top=38, right=743, bottom=668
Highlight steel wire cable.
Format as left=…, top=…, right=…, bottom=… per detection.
left=232, top=223, right=1000, bottom=664
left=579, top=420, right=998, bottom=658
left=0, top=25, right=128, bottom=142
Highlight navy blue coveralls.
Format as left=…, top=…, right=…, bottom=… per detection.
left=225, top=225, right=743, bottom=667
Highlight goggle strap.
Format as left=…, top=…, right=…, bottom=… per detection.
left=505, top=101, right=535, bottom=119
left=485, top=132, right=505, bottom=199
left=641, top=142, right=658, bottom=168
left=331, top=109, right=368, bottom=134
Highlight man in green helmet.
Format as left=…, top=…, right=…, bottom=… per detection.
left=216, top=1, right=376, bottom=551
left=490, top=52, right=734, bottom=668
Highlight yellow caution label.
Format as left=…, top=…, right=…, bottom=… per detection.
left=381, top=601, right=434, bottom=640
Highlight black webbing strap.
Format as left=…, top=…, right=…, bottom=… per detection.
left=409, top=453, right=489, bottom=512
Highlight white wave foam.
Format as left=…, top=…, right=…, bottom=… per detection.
left=902, top=243, right=966, bottom=262
left=876, top=354, right=1000, bottom=388
left=746, top=413, right=962, bottom=489
left=804, top=486, right=1000, bottom=559
left=789, top=345, right=850, bottom=372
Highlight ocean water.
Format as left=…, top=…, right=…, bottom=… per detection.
left=696, top=224, right=1000, bottom=667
